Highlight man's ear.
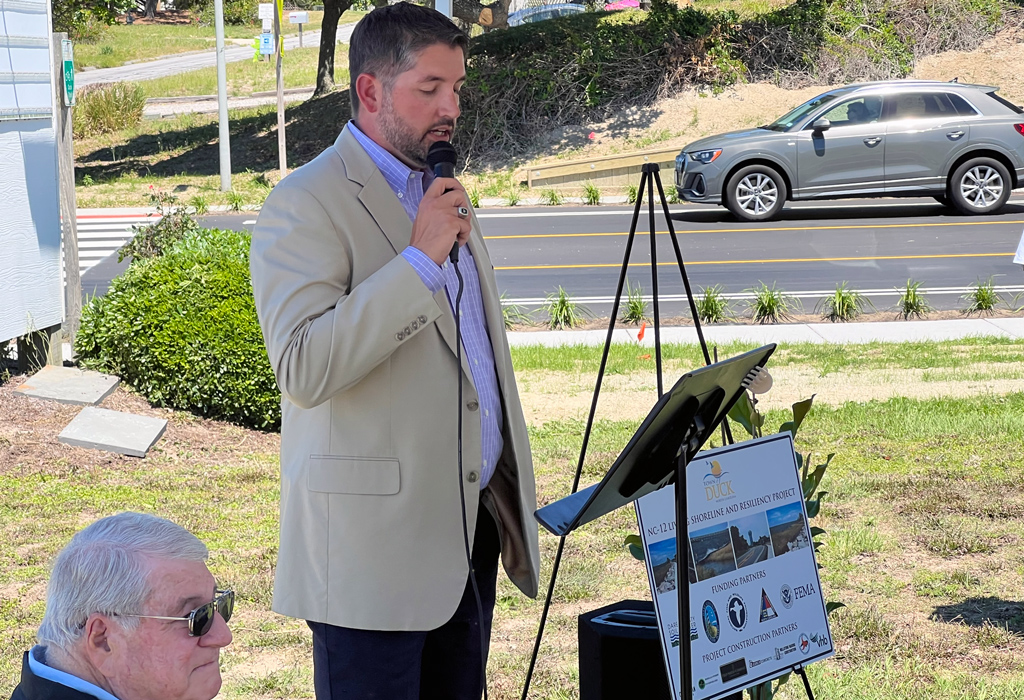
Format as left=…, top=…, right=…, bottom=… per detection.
left=81, top=614, right=117, bottom=672
left=355, top=73, right=383, bottom=116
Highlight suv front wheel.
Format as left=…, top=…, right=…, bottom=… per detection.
left=949, top=157, right=1011, bottom=215
left=725, top=165, right=787, bottom=222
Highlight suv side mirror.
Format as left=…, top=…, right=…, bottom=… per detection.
left=811, top=118, right=831, bottom=132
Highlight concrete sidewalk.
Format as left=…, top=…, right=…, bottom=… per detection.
left=506, top=317, right=1024, bottom=347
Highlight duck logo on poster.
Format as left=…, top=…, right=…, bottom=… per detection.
left=727, top=594, right=747, bottom=632
left=703, top=460, right=735, bottom=501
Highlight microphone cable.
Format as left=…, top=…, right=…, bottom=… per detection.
left=451, top=248, right=490, bottom=700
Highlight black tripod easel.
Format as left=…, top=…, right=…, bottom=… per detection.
left=519, top=164, right=817, bottom=700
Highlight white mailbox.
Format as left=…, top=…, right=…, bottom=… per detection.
left=289, top=11, right=309, bottom=23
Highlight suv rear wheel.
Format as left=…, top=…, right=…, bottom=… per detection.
left=725, top=165, right=787, bottom=222
left=949, top=157, right=1011, bottom=215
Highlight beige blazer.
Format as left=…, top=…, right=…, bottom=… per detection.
left=249, top=126, right=540, bottom=631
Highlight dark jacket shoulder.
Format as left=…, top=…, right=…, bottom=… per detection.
left=11, top=651, right=104, bottom=700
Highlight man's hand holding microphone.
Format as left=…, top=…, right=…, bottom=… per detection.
left=411, top=141, right=470, bottom=266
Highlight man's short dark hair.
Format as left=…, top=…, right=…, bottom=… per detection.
left=348, top=2, right=469, bottom=116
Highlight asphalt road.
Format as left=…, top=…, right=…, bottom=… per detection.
left=736, top=544, right=770, bottom=568
left=81, top=195, right=1024, bottom=314
left=77, top=23, right=358, bottom=87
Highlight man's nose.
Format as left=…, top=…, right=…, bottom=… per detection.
left=200, top=611, right=233, bottom=648
left=439, top=90, right=460, bottom=120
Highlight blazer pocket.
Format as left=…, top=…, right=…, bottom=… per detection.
left=307, top=455, right=401, bottom=495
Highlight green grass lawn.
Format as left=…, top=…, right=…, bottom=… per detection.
left=3, top=340, right=1024, bottom=698
left=73, top=10, right=365, bottom=70
left=139, top=44, right=336, bottom=98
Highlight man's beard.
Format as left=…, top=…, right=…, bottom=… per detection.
left=379, top=91, right=454, bottom=168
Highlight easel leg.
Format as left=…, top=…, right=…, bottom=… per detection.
left=797, top=666, right=816, bottom=700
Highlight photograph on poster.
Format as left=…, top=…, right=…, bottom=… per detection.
left=648, top=536, right=698, bottom=593
left=729, top=511, right=774, bottom=569
left=767, top=502, right=811, bottom=557
left=690, top=522, right=737, bottom=581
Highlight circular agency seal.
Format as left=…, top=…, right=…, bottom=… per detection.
left=780, top=583, right=794, bottom=609
left=702, top=600, right=721, bottom=644
left=727, top=593, right=747, bottom=632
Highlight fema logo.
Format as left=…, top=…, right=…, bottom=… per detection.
left=698, top=679, right=706, bottom=690
left=727, top=594, right=747, bottom=632
left=702, top=600, right=721, bottom=644
left=780, top=584, right=794, bottom=609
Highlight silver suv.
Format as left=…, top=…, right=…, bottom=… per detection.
left=674, top=80, right=1024, bottom=221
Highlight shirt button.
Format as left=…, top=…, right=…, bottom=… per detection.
left=467, top=401, right=479, bottom=411
left=484, top=409, right=489, bottom=417
left=468, top=471, right=479, bottom=483
left=397, top=192, right=403, bottom=198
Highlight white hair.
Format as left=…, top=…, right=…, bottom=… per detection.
left=37, top=512, right=209, bottom=652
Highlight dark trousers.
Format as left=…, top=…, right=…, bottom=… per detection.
left=307, top=506, right=501, bottom=700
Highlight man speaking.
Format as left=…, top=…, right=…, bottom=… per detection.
left=249, top=3, right=541, bottom=697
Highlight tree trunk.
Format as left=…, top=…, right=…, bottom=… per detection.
left=453, top=0, right=511, bottom=29
left=314, top=0, right=353, bottom=97
left=144, top=0, right=157, bottom=19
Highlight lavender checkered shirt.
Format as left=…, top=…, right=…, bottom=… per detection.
left=348, top=122, right=503, bottom=490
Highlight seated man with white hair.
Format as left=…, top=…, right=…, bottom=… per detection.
left=10, top=512, right=233, bottom=700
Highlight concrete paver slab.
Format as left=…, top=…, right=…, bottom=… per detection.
left=15, top=366, right=120, bottom=406
left=58, top=407, right=167, bottom=458
left=982, top=317, right=1024, bottom=338
left=807, top=319, right=1006, bottom=343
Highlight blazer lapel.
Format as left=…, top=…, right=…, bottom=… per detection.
left=336, top=126, right=483, bottom=387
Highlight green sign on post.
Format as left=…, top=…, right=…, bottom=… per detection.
left=61, top=39, right=75, bottom=107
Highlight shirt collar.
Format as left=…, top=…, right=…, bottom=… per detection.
left=347, top=121, right=429, bottom=198
left=29, top=646, right=122, bottom=700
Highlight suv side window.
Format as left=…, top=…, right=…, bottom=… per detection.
left=815, top=95, right=883, bottom=127
left=890, top=92, right=973, bottom=119
left=947, top=93, right=980, bottom=116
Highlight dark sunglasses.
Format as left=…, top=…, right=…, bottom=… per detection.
left=122, top=589, right=234, bottom=637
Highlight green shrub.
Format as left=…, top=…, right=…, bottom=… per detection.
left=505, top=186, right=521, bottom=207
left=198, top=0, right=259, bottom=26
left=582, top=181, right=601, bottom=206
left=120, top=190, right=200, bottom=263
left=747, top=282, right=796, bottom=324
left=72, top=82, right=146, bottom=138
left=543, top=286, right=590, bottom=329
left=541, top=189, right=563, bottom=206
left=696, top=284, right=730, bottom=324
left=227, top=190, right=246, bottom=211
left=625, top=184, right=638, bottom=204
left=468, top=187, right=481, bottom=208
left=500, top=292, right=532, bottom=329
left=961, top=277, right=1001, bottom=315
left=620, top=278, right=648, bottom=325
left=895, top=278, right=930, bottom=319
left=75, top=228, right=281, bottom=430
left=816, top=282, right=869, bottom=322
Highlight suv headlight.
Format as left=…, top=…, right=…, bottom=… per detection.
left=688, top=149, right=722, bottom=164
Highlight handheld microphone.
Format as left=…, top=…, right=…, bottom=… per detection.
left=425, top=140, right=460, bottom=264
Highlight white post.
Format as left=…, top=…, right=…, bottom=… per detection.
left=214, top=0, right=232, bottom=192
left=274, top=2, right=287, bottom=178
left=436, top=0, right=452, bottom=18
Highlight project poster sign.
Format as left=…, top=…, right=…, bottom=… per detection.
left=636, top=433, right=833, bottom=700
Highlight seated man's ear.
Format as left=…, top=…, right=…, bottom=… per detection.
left=81, top=614, right=117, bottom=670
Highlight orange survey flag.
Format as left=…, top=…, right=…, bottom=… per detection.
left=637, top=322, right=646, bottom=342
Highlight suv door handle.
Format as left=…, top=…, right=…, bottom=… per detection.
left=947, top=130, right=965, bottom=140
left=863, top=137, right=882, bottom=146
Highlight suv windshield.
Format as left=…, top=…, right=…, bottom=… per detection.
left=762, top=92, right=845, bottom=131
